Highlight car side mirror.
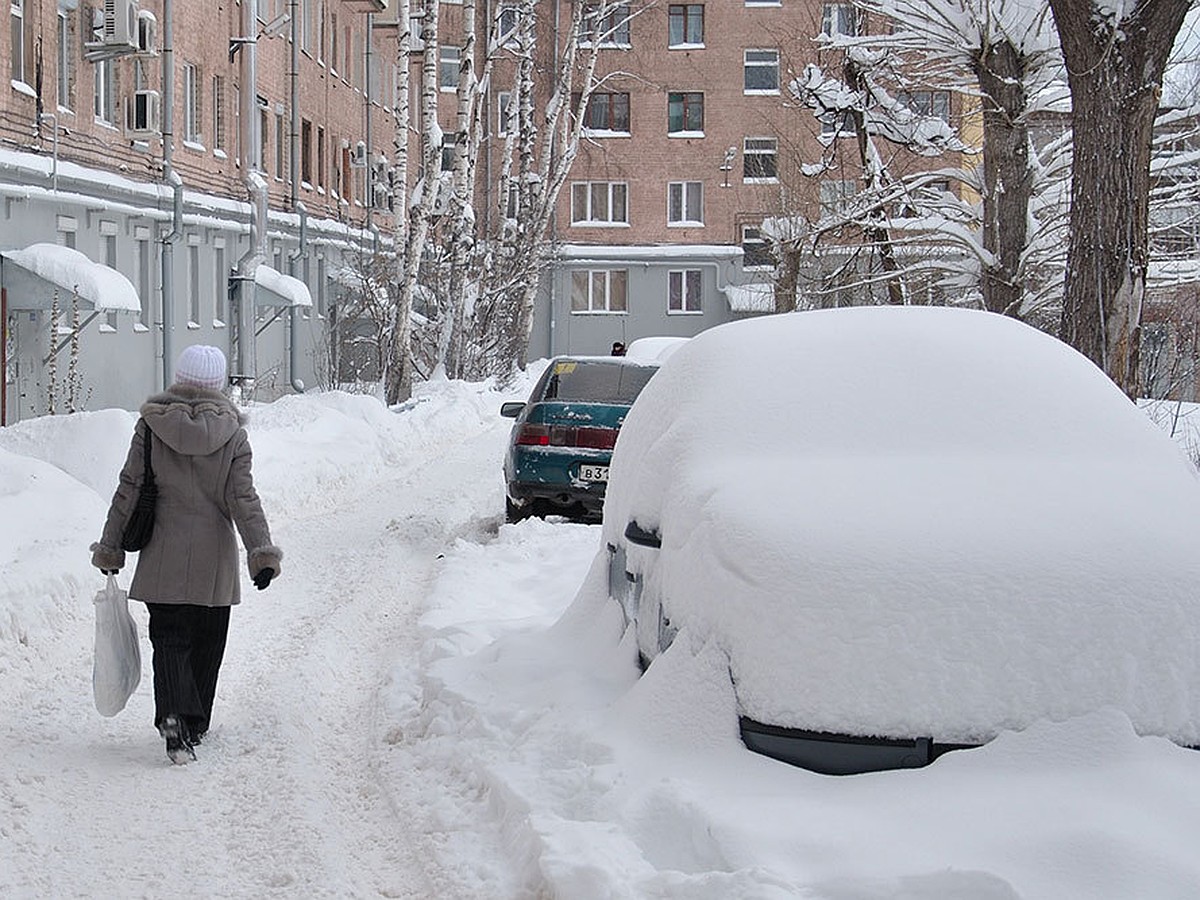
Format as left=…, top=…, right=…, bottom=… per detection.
left=624, top=520, right=662, bottom=548
left=500, top=402, right=526, bottom=418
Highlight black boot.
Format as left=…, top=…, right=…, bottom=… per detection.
left=160, top=714, right=196, bottom=765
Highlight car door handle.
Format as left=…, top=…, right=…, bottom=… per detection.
left=624, top=521, right=662, bottom=548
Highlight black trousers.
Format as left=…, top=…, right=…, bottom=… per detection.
left=145, top=602, right=231, bottom=739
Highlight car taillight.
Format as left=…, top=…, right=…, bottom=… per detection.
left=574, top=426, right=618, bottom=449
left=516, top=423, right=618, bottom=448
left=516, top=424, right=550, bottom=445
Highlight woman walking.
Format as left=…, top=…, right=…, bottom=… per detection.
left=91, top=345, right=281, bottom=764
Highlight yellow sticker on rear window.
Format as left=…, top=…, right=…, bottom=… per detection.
left=553, top=361, right=578, bottom=375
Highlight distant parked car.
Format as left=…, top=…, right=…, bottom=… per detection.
left=501, top=355, right=660, bottom=523
left=603, top=307, right=1200, bottom=775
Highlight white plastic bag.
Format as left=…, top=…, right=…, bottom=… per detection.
left=92, top=574, right=142, bottom=717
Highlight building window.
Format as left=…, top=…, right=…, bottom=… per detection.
left=212, top=76, right=226, bottom=152
left=439, top=45, right=460, bottom=90
left=183, top=63, right=201, bottom=143
left=571, top=182, right=629, bottom=225
left=330, top=12, right=339, bottom=74
left=579, top=3, right=631, bottom=46
left=317, top=0, right=326, bottom=62
left=94, top=59, right=115, bottom=124
left=301, top=119, right=313, bottom=184
left=820, top=179, right=857, bottom=216
left=668, top=92, right=704, bottom=135
left=497, top=91, right=512, bottom=136
left=301, top=0, right=313, bottom=52
left=744, top=49, right=779, bottom=93
left=899, top=90, right=951, bottom=124
left=745, top=0, right=779, bottom=6
left=574, top=91, right=630, bottom=133
left=137, top=238, right=151, bottom=329
left=274, top=109, right=287, bottom=180
left=668, top=5, right=703, bottom=47
left=104, top=233, right=118, bottom=330
left=668, top=270, right=702, bottom=313
left=441, top=131, right=460, bottom=171
left=741, top=225, right=773, bottom=269
left=57, top=9, right=72, bottom=110
left=497, top=4, right=519, bottom=44
left=188, top=244, right=201, bottom=326
left=214, top=245, right=227, bottom=325
left=820, top=109, right=854, bottom=139
left=317, top=126, right=326, bottom=188
left=10, top=0, right=26, bottom=85
left=571, top=270, right=628, bottom=313
left=743, top=137, right=777, bottom=181
left=667, top=181, right=703, bottom=225
left=822, top=3, right=857, bottom=36
left=256, top=96, right=269, bottom=172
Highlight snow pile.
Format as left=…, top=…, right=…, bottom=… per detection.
left=255, top=263, right=314, bottom=307
left=2, top=361, right=1200, bottom=898
left=3, top=243, right=141, bottom=312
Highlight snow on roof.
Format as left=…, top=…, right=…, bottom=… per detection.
left=558, top=244, right=742, bottom=262
left=255, top=264, right=313, bottom=307
left=1, top=242, right=140, bottom=312
left=721, top=281, right=775, bottom=312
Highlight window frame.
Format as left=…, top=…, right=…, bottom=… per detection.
left=822, top=2, right=858, bottom=37
left=667, top=91, right=704, bottom=136
left=183, top=63, right=202, bottom=145
left=742, top=136, right=778, bottom=182
left=56, top=8, right=72, bottom=111
left=743, top=49, right=780, bottom=94
left=570, top=181, right=630, bottom=226
left=667, top=4, right=704, bottom=48
left=579, top=3, right=631, bottom=47
left=439, top=45, right=460, bottom=91
left=574, top=90, right=631, bottom=134
left=667, top=269, right=703, bottom=314
left=667, top=181, right=704, bottom=226
left=741, top=225, right=773, bottom=270
left=570, top=269, right=629, bottom=314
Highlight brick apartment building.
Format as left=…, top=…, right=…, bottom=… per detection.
left=0, top=0, right=394, bottom=424
left=0, top=0, right=970, bottom=423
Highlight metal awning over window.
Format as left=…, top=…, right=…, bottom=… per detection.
left=0, top=243, right=141, bottom=312
left=254, top=264, right=313, bottom=308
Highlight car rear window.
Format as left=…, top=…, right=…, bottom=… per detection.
left=539, top=360, right=658, bottom=404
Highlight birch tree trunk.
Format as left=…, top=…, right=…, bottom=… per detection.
left=1048, top=0, right=1191, bottom=397
left=385, top=0, right=414, bottom=404
left=444, top=0, right=479, bottom=379
left=387, top=0, right=443, bottom=405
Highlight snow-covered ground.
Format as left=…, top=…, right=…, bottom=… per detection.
left=3, top=375, right=1200, bottom=899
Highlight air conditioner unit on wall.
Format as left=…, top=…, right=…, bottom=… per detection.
left=104, top=0, right=139, bottom=50
left=125, top=89, right=161, bottom=138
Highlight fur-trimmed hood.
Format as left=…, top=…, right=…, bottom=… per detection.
left=141, top=384, right=248, bottom=456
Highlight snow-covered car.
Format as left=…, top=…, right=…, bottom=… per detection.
left=603, top=307, right=1200, bottom=775
left=501, top=355, right=660, bottom=522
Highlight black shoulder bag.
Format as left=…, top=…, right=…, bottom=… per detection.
left=120, top=421, right=158, bottom=552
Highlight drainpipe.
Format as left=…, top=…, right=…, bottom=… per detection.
left=365, top=12, right=374, bottom=230
left=232, top=0, right=265, bottom=394
left=160, top=0, right=181, bottom=390
left=288, top=202, right=308, bottom=391
left=289, top=0, right=299, bottom=211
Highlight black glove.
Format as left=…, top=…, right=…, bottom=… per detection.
left=252, top=567, right=275, bottom=591
left=101, top=569, right=119, bottom=575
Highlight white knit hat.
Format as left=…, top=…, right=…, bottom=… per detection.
left=175, top=345, right=228, bottom=390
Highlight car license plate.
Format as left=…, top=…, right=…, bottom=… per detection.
left=579, top=464, right=609, bottom=483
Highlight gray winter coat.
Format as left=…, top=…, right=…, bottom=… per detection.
left=91, top=384, right=282, bottom=607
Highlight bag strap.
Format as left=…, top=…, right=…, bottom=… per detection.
left=140, top=418, right=155, bottom=486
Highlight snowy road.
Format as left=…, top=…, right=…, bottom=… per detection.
left=0, top=392, right=516, bottom=899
